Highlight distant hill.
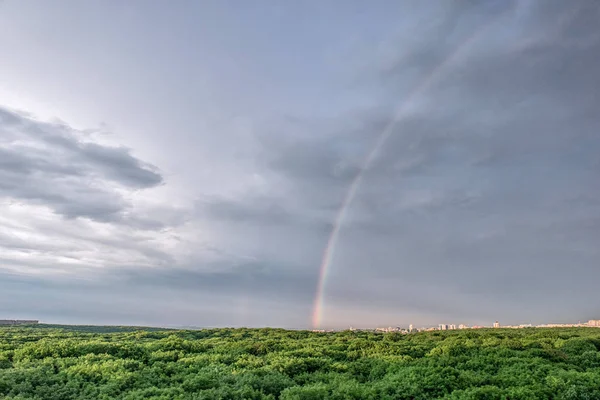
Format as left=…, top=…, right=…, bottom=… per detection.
left=0, top=319, right=38, bottom=326
left=28, top=323, right=175, bottom=333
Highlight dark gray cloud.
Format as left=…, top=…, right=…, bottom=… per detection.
left=0, top=107, right=163, bottom=222
left=195, top=194, right=333, bottom=235
left=116, top=260, right=317, bottom=304
left=374, top=0, right=515, bottom=87
left=0, top=266, right=314, bottom=328
left=188, top=0, right=600, bottom=326
left=198, top=196, right=294, bottom=226
left=0, top=106, right=184, bottom=280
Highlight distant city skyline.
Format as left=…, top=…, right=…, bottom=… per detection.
left=318, top=318, right=600, bottom=333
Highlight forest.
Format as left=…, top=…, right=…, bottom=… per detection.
left=1, top=325, right=599, bottom=399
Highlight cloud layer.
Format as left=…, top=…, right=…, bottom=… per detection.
left=0, top=107, right=162, bottom=222
left=1, top=0, right=599, bottom=328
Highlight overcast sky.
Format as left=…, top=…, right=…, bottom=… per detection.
left=1, top=0, right=599, bottom=329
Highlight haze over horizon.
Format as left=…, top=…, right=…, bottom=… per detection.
left=1, top=0, right=599, bottom=329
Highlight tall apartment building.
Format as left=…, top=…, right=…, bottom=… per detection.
left=493, top=321, right=500, bottom=328
left=588, top=320, right=600, bottom=327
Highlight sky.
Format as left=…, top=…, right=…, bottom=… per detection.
left=1, top=0, right=599, bottom=329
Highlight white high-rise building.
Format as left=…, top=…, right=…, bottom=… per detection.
left=409, top=324, right=414, bottom=332
left=493, top=321, right=500, bottom=328
left=449, top=324, right=457, bottom=330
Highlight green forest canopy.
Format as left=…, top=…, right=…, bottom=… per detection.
left=1, top=325, right=599, bottom=399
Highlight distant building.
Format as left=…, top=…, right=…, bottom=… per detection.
left=537, top=323, right=583, bottom=328
left=493, top=321, right=500, bottom=328
left=409, top=324, right=414, bottom=332
left=458, top=324, right=468, bottom=329
left=587, top=320, right=600, bottom=327
left=449, top=324, right=457, bottom=330
left=439, top=324, right=448, bottom=330
left=0, top=320, right=38, bottom=326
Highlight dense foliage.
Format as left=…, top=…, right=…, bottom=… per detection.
left=1, top=325, right=599, bottom=399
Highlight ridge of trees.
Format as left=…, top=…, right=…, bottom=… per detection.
left=1, top=326, right=599, bottom=399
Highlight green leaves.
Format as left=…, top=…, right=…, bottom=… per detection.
left=0, top=326, right=599, bottom=399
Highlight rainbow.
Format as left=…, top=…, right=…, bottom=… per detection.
left=311, top=11, right=511, bottom=329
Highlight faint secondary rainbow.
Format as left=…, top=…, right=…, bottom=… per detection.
left=311, top=12, right=509, bottom=329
